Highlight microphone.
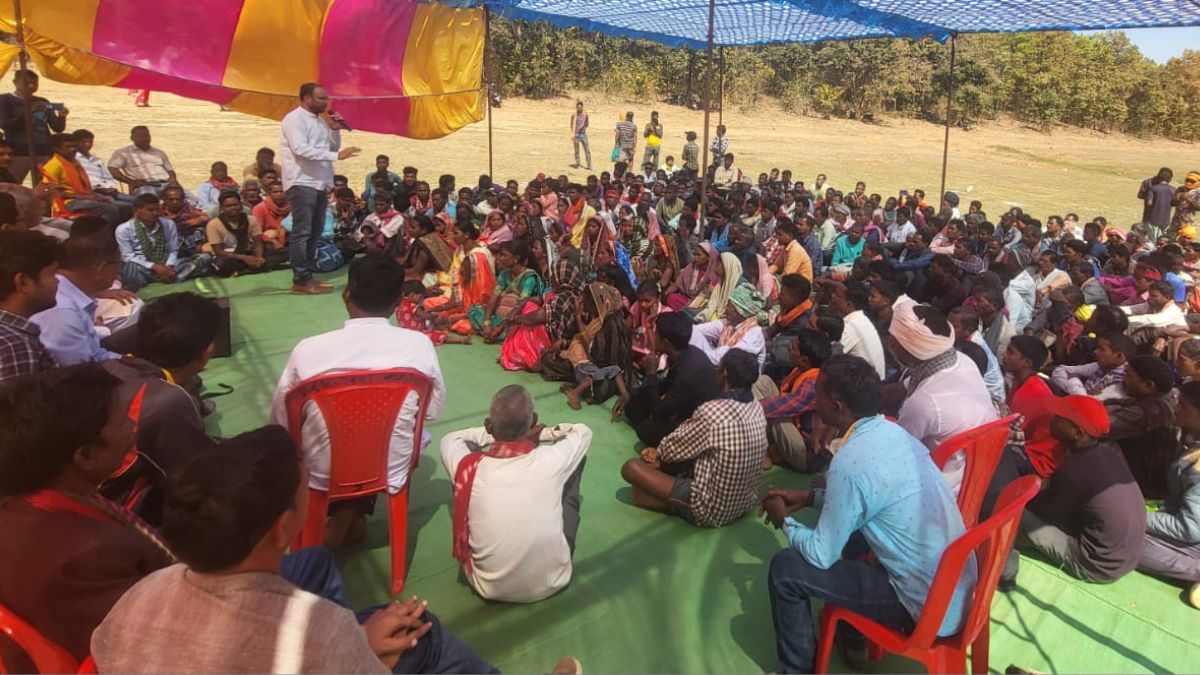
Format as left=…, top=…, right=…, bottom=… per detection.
left=330, top=111, right=352, bottom=132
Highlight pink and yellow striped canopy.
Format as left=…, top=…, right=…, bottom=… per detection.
left=3, top=0, right=485, bottom=139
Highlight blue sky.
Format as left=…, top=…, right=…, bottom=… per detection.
left=1091, top=27, right=1200, bottom=63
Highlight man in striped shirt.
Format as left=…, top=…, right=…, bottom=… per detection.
left=614, top=111, right=637, bottom=164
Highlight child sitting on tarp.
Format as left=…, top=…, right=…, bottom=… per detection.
left=396, top=281, right=471, bottom=346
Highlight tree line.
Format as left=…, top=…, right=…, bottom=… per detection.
left=488, top=20, right=1200, bottom=141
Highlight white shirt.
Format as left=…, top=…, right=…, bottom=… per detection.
left=108, top=145, right=174, bottom=183
left=1004, top=270, right=1036, bottom=334
left=194, top=181, right=226, bottom=210
left=439, top=423, right=591, bottom=603
left=969, top=331, right=1006, bottom=402
left=712, top=165, right=740, bottom=187
left=280, top=106, right=342, bottom=191
left=839, top=309, right=886, bottom=378
left=76, top=152, right=120, bottom=190
left=886, top=221, right=916, bottom=244
left=1122, top=301, right=1187, bottom=330
left=690, top=319, right=766, bottom=368
left=897, top=353, right=998, bottom=495
left=269, top=318, right=445, bottom=493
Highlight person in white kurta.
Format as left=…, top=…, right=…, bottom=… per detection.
left=269, top=257, right=446, bottom=541
left=440, top=408, right=591, bottom=603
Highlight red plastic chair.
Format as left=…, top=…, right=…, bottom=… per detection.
left=285, top=368, right=434, bottom=596
left=931, top=414, right=1021, bottom=528
left=815, top=475, right=1041, bottom=674
left=0, top=602, right=79, bottom=674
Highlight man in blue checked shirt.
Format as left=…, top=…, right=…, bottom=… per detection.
left=760, top=354, right=975, bottom=673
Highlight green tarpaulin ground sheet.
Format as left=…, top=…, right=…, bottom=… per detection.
left=145, top=269, right=1198, bottom=673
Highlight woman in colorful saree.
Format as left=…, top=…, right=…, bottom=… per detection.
left=402, top=213, right=454, bottom=286
left=468, top=238, right=546, bottom=342
left=429, top=220, right=496, bottom=335
left=499, top=255, right=587, bottom=372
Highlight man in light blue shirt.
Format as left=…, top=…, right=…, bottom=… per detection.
left=31, top=219, right=124, bottom=365
left=761, top=355, right=975, bottom=673
left=115, top=194, right=209, bottom=292
left=279, top=82, right=359, bottom=295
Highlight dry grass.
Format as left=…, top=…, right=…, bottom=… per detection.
left=39, top=78, right=1196, bottom=225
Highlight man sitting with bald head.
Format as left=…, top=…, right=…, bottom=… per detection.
left=439, top=385, right=591, bottom=603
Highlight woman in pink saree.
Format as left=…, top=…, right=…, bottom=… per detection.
left=664, top=241, right=717, bottom=311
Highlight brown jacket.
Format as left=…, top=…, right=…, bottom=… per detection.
left=0, top=499, right=172, bottom=666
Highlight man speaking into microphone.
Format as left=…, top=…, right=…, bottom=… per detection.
left=280, top=82, right=360, bottom=295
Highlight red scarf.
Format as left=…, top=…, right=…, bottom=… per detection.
left=208, top=176, right=238, bottom=191
left=452, top=438, right=537, bottom=573
left=563, top=197, right=586, bottom=230
left=25, top=489, right=176, bottom=560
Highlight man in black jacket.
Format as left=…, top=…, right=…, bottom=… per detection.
left=622, top=311, right=721, bottom=447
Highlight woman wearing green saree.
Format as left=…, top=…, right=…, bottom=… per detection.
left=468, top=238, right=546, bottom=342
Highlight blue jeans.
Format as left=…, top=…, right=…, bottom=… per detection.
left=287, top=185, right=327, bottom=284
left=768, top=547, right=914, bottom=673
left=287, top=547, right=497, bottom=674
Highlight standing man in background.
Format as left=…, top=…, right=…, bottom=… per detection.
left=614, top=112, right=637, bottom=166
left=643, top=111, right=664, bottom=170
left=0, top=70, right=68, bottom=185
left=570, top=101, right=591, bottom=171
left=280, top=82, right=359, bottom=296
left=709, top=124, right=729, bottom=161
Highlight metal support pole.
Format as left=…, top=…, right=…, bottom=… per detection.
left=12, top=0, right=38, bottom=187
left=938, top=34, right=956, bottom=206
left=484, top=8, right=494, bottom=179
left=717, top=46, right=724, bottom=126
left=686, top=49, right=694, bottom=106
left=698, top=0, right=715, bottom=222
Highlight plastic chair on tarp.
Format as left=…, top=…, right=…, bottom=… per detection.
left=815, top=475, right=1041, bottom=674
left=0, top=601, right=79, bottom=674
left=931, top=414, right=1022, bottom=528
left=285, top=368, right=433, bottom=596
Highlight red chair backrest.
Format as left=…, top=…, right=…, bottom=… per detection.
left=930, top=414, right=1020, bottom=528
left=0, top=602, right=79, bottom=674
left=903, top=475, right=1041, bottom=650
left=285, top=368, right=433, bottom=499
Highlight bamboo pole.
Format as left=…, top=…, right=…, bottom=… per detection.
left=698, top=0, right=715, bottom=222
left=717, top=46, right=724, bottom=127
left=484, top=8, right=494, bottom=179
left=938, top=34, right=957, bottom=206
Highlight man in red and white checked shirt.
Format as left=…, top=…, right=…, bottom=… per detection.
left=621, top=348, right=766, bottom=527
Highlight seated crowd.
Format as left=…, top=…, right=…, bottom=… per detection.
left=1, top=100, right=1200, bottom=673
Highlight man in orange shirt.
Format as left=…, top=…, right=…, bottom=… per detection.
left=39, top=133, right=132, bottom=225
left=768, top=219, right=813, bottom=282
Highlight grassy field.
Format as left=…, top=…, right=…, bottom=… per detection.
left=36, top=78, right=1196, bottom=227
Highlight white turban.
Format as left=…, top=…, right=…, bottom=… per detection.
left=888, top=296, right=955, bottom=360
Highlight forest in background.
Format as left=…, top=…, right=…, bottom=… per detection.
left=488, top=21, right=1200, bottom=141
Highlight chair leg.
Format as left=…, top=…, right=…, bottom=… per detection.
left=387, top=487, right=411, bottom=596
left=295, top=489, right=329, bottom=551
left=970, top=630, right=990, bottom=674
left=930, top=646, right=967, bottom=674
left=814, top=606, right=837, bottom=674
